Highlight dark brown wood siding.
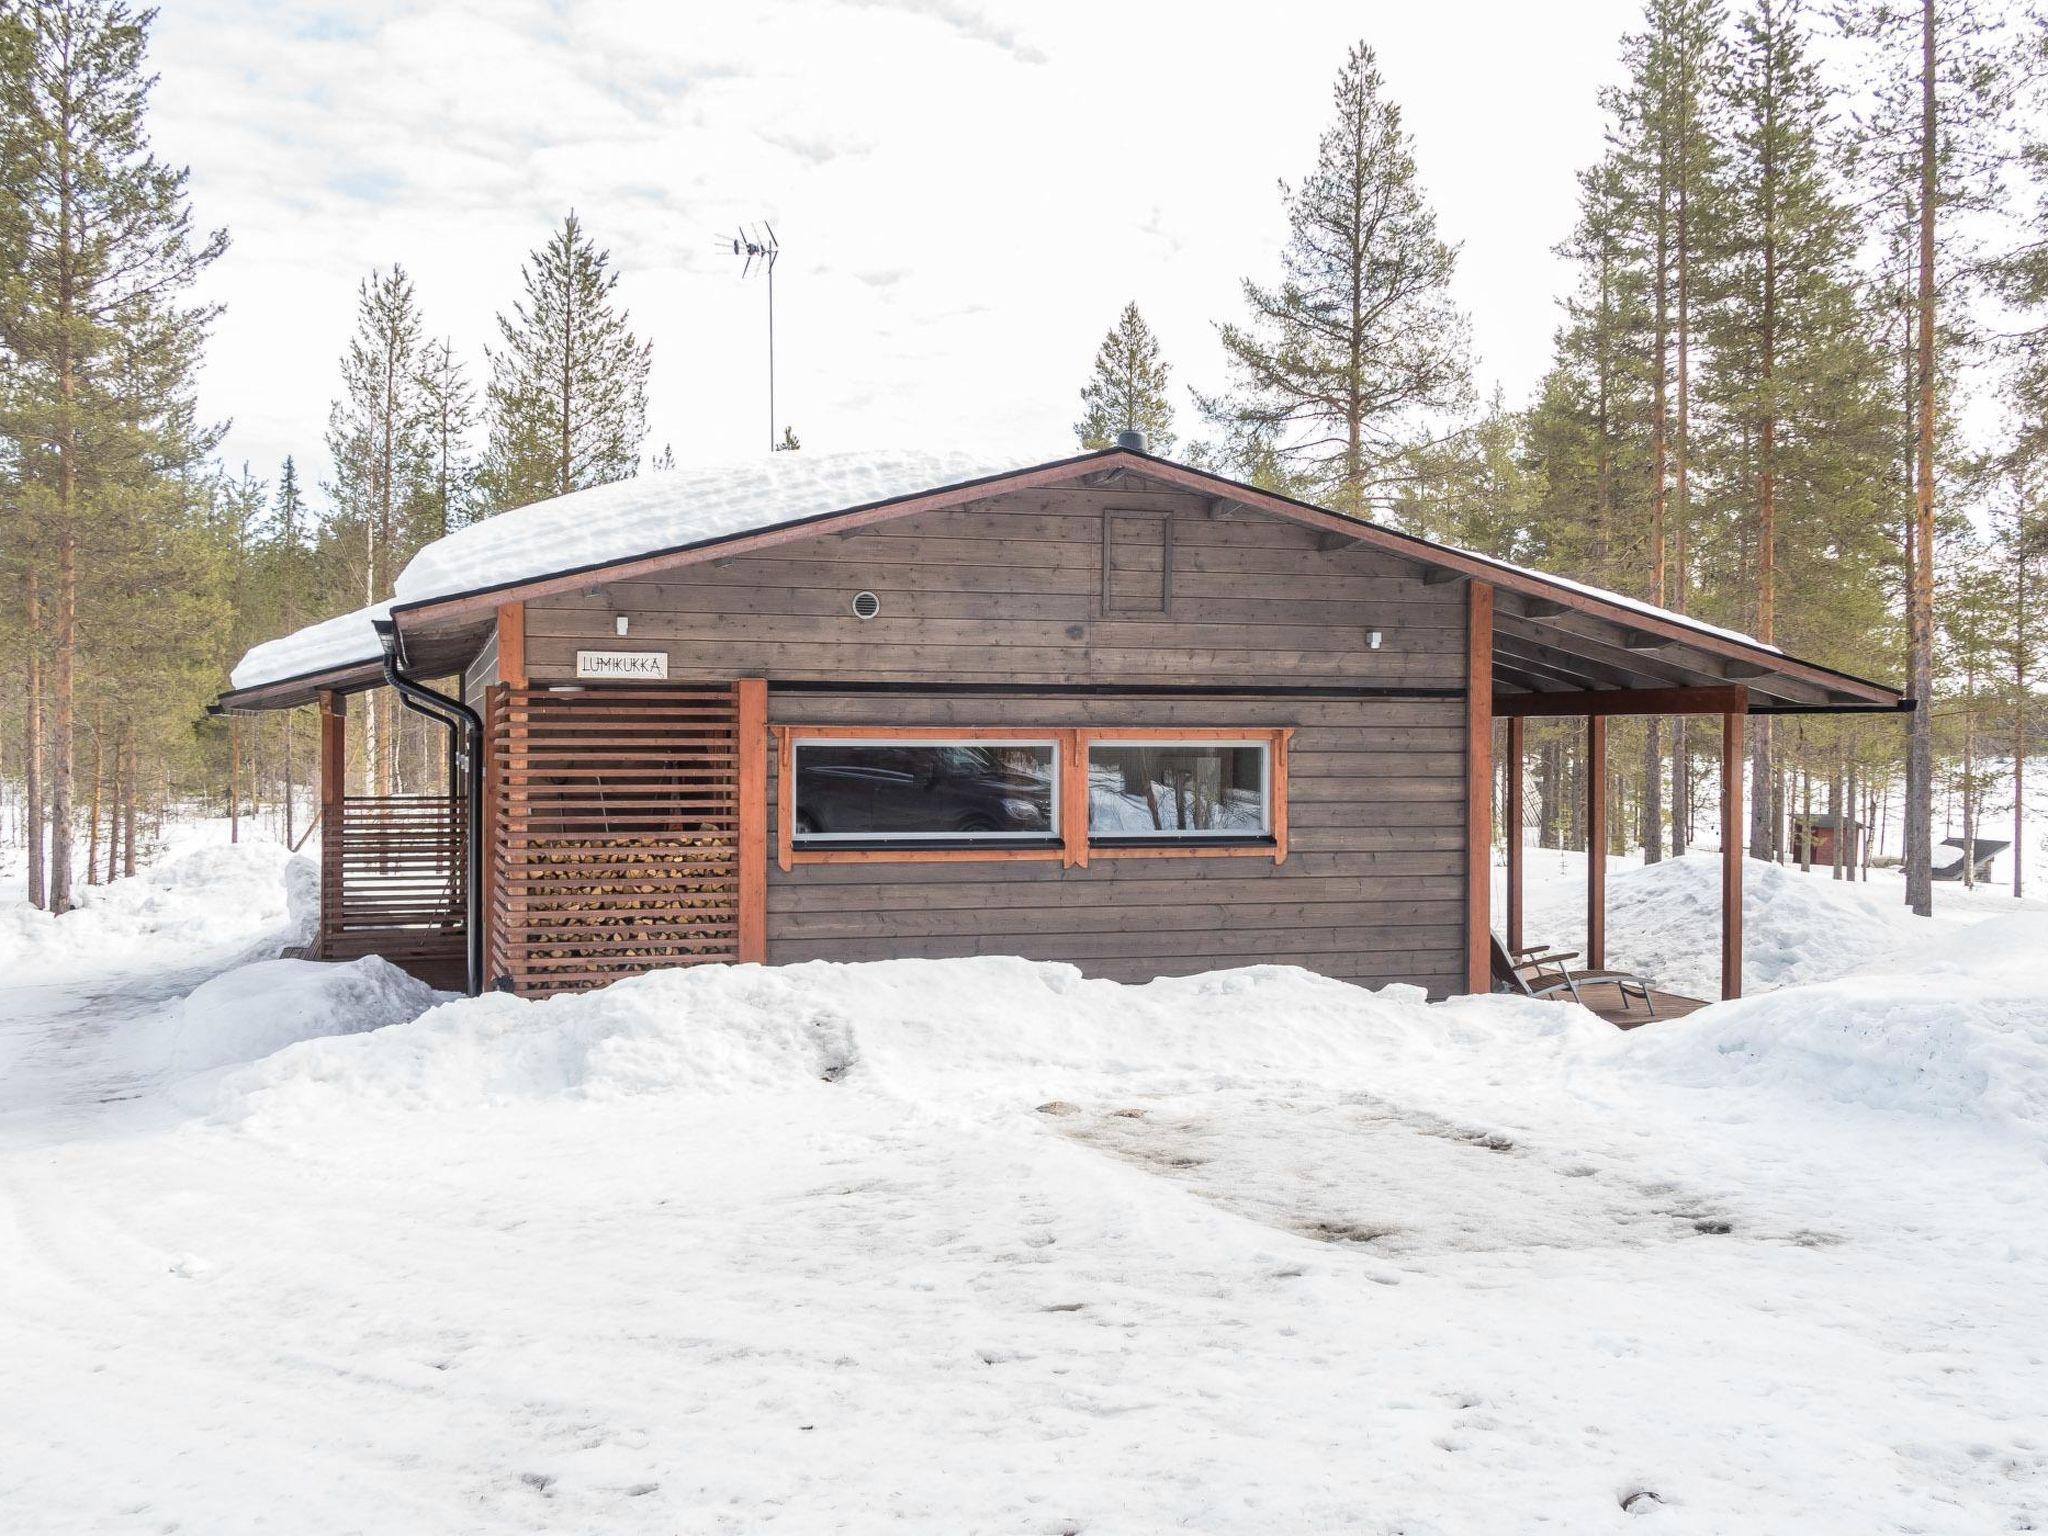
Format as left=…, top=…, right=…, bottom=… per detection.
left=519, top=483, right=1471, bottom=994
left=519, top=486, right=1463, bottom=689
left=763, top=692, right=1466, bottom=994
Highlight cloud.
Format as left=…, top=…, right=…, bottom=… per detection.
left=844, top=0, right=1049, bottom=65
left=759, top=128, right=871, bottom=166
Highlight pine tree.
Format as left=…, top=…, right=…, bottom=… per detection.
left=1201, top=43, right=1472, bottom=515
left=324, top=265, right=426, bottom=794
left=1840, top=0, right=2014, bottom=915
left=0, top=0, right=227, bottom=911
left=1706, top=0, right=1895, bottom=861
left=1074, top=302, right=1176, bottom=452
left=1609, top=0, right=1728, bottom=861
left=480, top=211, right=651, bottom=512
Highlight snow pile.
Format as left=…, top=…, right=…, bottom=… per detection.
left=222, top=957, right=1594, bottom=1122
left=1624, top=910, right=2048, bottom=1149
left=162, top=956, right=438, bottom=1077
left=0, top=837, right=314, bottom=980
left=1517, top=849, right=1941, bottom=999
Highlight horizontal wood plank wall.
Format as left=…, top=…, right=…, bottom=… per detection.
left=489, top=683, right=741, bottom=995
left=519, top=486, right=1461, bottom=689
left=763, top=693, right=1467, bottom=996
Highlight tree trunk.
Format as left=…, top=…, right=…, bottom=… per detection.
left=107, top=725, right=125, bottom=883
left=86, top=706, right=102, bottom=885
left=1902, top=0, right=1938, bottom=917
left=283, top=709, right=296, bottom=848
left=24, top=570, right=45, bottom=910
left=2016, top=525, right=2030, bottom=899
left=49, top=529, right=76, bottom=914
left=122, top=741, right=138, bottom=878
left=1642, top=720, right=1663, bottom=863
left=229, top=718, right=241, bottom=843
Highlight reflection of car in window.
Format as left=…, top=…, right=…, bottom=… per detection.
left=794, top=742, right=1055, bottom=839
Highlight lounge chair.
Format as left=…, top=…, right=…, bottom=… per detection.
left=1489, top=935, right=1660, bottom=1019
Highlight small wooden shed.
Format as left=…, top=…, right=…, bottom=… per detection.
left=1791, top=813, right=1863, bottom=868
left=217, top=444, right=1906, bottom=1004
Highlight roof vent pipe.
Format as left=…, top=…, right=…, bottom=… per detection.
left=1114, top=428, right=1148, bottom=453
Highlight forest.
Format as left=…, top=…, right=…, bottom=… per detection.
left=4, top=0, right=2046, bottom=917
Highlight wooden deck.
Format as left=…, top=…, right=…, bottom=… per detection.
left=1574, top=980, right=1710, bottom=1029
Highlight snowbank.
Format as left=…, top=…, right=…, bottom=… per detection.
left=162, top=956, right=438, bottom=1077
left=0, top=837, right=314, bottom=980
left=1623, top=911, right=2048, bottom=1149
left=221, top=957, right=1597, bottom=1122
left=1516, top=849, right=1953, bottom=999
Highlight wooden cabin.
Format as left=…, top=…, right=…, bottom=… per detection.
left=216, top=443, right=1906, bottom=1005
left=1791, top=813, right=1863, bottom=869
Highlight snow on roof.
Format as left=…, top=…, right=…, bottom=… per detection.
left=229, top=444, right=1790, bottom=693
left=1483, top=551, right=1785, bottom=656
left=391, top=446, right=1040, bottom=606
left=229, top=600, right=391, bottom=692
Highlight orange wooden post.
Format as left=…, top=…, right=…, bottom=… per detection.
left=1505, top=714, right=1524, bottom=955
left=735, top=678, right=768, bottom=963
left=1586, top=713, right=1607, bottom=972
left=1465, top=581, right=1495, bottom=994
left=495, top=602, right=526, bottom=687
left=1722, top=708, right=1745, bottom=1000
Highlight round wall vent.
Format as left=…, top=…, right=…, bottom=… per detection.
left=851, top=590, right=881, bottom=620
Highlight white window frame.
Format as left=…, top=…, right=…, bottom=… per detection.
left=1083, top=737, right=1273, bottom=840
left=789, top=735, right=1063, bottom=844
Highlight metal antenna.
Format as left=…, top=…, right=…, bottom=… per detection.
left=727, top=223, right=781, bottom=450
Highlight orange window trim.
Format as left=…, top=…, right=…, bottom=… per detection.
left=771, top=724, right=1291, bottom=870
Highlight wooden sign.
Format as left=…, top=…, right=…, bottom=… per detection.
left=575, top=649, right=669, bottom=681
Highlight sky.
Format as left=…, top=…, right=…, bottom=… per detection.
left=149, top=0, right=1643, bottom=501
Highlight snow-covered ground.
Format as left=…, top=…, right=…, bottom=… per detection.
left=1500, top=846, right=2048, bottom=1001
left=2, top=838, right=2045, bottom=1533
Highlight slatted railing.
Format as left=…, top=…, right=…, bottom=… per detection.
left=320, top=794, right=467, bottom=971
left=487, top=684, right=741, bottom=996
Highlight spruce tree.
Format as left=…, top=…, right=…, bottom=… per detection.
left=416, top=336, right=477, bottom=537
left=1201, top=43, right=1472, bottom=515
left=480, top=211, right=651, bottom=512
left=0, top=0, right=227, bottom=911
left=1074, top=302, right=1176, bottom=452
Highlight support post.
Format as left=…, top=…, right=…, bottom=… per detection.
left=1722, top=709, right=1745, bottom=1000
left=496, top=602, right=527, bottom=688
left=317, top=691, right=345, bottom=959
left=735, top=678, right=768, bottom=964
left=1586, top=714, right=1607, bottom=972
left=1466, top=582, right=1495, bottom=994
left=1505, top=715, right=1525, bottom=955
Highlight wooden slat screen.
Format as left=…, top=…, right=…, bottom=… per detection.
left=488, top=683, right=741, bottom=996
left=320, top=794, right=467, bottom=966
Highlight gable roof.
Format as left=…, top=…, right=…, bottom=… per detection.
left=219, top=444, right=1906, bottom=712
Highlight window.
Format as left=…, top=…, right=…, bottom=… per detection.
left=791, top=739, right=1058, bottom=843
left=774, top=725, right=1290, bottom=869
left=1088, top=741, right=1270, bottom=840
